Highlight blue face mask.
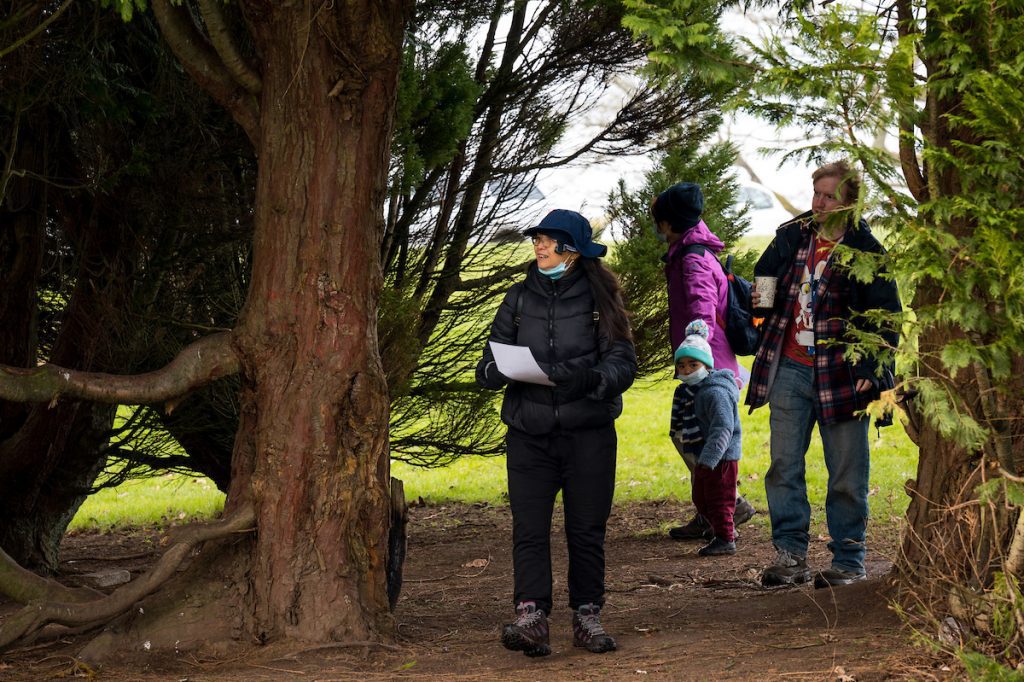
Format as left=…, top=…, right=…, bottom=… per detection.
left=652, top=223, right=667, bottom=243
left=539, top=261, right=567, bottom=280
left=677, top=367, right=709, bottom=385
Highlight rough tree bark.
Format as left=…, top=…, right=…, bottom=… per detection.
left=217, top=0, right=409, bottom=643
left=152, top=0, right=410, bottom=646
left=895, top=0, right=1024, bottom=609
left=0, top=0, right=411, bottom=654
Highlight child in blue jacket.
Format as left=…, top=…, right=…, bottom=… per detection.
left=670, top=319, right=743, bottom=556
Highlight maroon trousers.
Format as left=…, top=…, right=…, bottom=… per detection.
left=692, top=460, right=739, bottom=542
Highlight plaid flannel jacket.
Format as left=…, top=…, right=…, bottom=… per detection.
left=745, top=214, right=902, bottom=425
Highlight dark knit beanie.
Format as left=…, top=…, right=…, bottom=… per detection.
left=653, top=182, right=704, bottom=233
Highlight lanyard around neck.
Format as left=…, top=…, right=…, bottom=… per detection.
left=805, top=232, right=840, bottom=356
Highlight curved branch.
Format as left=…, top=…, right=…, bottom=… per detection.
left=0, top=332, right=240, bottom=405
left=197, top=0, right=262, bottom=95
left=0, top=504, right=256, bottom=651
left=0, top=546, right=102, bottom=606
left=150, top=0, right=260, bottom=144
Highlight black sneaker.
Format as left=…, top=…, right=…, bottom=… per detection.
left=572, top=604, right=616, bottom=653
left=698, top=536, right=736, bottom=556
left=669, top=513, right=713, bottom=541
left=760, top=549, right=812, bottom=587
left=501, top=601, right=551, bottom=657
left=734, top=497, right=756, bottom=526
left=813, top=567, right=866, bottom=588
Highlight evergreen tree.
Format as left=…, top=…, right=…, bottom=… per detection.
left=624, top=0, right=1024, bottom=667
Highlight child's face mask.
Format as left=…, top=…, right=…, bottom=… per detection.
left=675, top=357, right=709, bottom=385
left=677, top=367, right=709, bottom=385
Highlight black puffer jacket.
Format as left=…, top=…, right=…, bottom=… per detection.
left=476, top=263, right=637, bottom=436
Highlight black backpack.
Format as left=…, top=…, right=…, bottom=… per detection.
left=681, top=245, right=760, bottom=356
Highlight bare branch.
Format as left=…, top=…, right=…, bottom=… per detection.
left=151, top=0, right=260, bottom=144
left=0, top=504, right=256, bottom=651
left=0, top=0, right=75, bottom=59
left=456, top=261, right=531, bottom=291
left=0, top=332, right=240, bottom=405
left=197, top=0, right=262, bottom=95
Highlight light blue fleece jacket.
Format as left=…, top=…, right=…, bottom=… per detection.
left=691, top=368, right=743, bottom=469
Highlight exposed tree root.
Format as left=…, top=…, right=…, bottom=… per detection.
left=0, top=504, right=255, bottom=652
left=0, top=546, right=102, bottom=605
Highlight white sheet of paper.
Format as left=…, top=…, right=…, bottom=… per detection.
left=489, top=342, right=555, bottom=386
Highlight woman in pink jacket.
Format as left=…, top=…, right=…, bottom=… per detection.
left=652, top=182, right=756, bottom=541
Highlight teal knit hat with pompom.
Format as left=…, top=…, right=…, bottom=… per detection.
left=673, top=319, right=714, bottom=368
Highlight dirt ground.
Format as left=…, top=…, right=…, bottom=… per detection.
left=0, top=501, right=955, bottom=681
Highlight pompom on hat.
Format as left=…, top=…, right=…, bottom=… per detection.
left=673, top=319, right=714, bottom=368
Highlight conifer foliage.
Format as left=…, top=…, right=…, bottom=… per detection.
left=625, top=0, right=1024, bottom=668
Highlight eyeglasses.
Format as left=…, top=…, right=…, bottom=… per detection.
left=530, top=235, right=577, bottom=252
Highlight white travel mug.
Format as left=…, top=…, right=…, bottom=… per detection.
left=754, top=276, right=778, bottom=313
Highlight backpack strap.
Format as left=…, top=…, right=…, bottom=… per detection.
left=513, top=286, right=524, bottom=328
left=680, top=244, right=728, bottom=333
left=680, top=244, right=707, bottom=258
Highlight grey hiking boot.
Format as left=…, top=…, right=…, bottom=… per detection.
left=698, top=536, right=737, bottom=556
left=669, top=512, right=712, bottom=541
left=501, top=601, right=551, bottom=657
left=760, top=549, right=812, bottom=587
left=734, top=497, right=756, bottom=526
left=572, top=603, right=616, bottom=653
left=814, top=567, right=866, bottom=588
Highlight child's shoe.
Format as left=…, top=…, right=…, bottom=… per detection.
left=668, top=513, right=713, bottom=541
left=501, top=601, right=550, bottom=657
left=697, top=536, right=736, bottom=556
left=572, top=603, right=616, bottom=653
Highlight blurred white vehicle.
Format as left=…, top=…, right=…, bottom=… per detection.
left=736, top=181, right=797, bottom=236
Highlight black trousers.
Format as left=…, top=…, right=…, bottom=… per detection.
left=506, top=424, right=617, bottom=615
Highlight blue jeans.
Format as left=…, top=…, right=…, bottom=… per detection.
left=765, top=358, right=870, bottom=572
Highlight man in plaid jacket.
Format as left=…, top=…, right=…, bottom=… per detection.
left=747, top=161, right=901, bottom=588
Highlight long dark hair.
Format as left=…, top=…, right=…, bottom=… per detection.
left=579, top=258, right=633, bottom=343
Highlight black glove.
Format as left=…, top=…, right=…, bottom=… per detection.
left=551, top=369, right=601, bottom=402
left=486, top=361, right=510, bottom=386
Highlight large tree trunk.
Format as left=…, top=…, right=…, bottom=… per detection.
left=225, top=1, right=408, bottom=642
left=897, top=8, right=1024, bottom=615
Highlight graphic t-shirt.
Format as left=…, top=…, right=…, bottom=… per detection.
left=781, top=234, right=840, bottom=365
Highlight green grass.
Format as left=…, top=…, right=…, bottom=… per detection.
left=393, top=373, right=917, bottom=524
left=71, top=233, right=916, bottom=531
left=69, top=474, right=225, bottom=532
left=71, top=376, right=918, bottom=531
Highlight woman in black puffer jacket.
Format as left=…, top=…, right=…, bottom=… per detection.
left=476, top=209, right=637, bottom=658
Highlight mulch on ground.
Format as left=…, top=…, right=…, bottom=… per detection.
left=0, top=501, right=953, bottom=681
